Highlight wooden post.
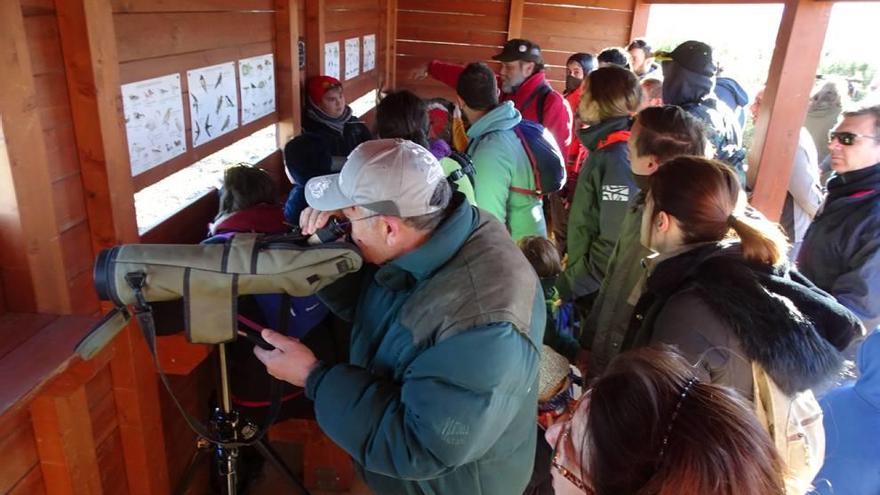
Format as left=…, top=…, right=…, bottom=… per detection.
left=0, top=0, right=72, bottom=314
left=55, top=0, right=139, bottom=250
left=750, top=0, right=831, bottom=221
left=384, top=0, right=398, bottom=90
left=276, top=0, right=303, bottom=146
left=507, top=0, right=525, bottom=40
left=630, top=0, right=651, bottom=40
left=305, top=0, right=326, bottom=78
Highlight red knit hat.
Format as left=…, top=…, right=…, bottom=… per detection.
left=307, top=76, right=343, bottom=104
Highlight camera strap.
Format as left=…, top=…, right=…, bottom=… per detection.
left=126, top=272, right=280, bottom=449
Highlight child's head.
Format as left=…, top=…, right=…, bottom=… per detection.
left=283, top=132, right=333, bottom=185
left=519, top=236, right=562, bottom=279
left=218, top=164, right=276, bottom=218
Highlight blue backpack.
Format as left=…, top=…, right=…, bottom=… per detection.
left=508, top=120, right=566, bottom=198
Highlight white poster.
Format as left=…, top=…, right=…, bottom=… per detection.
left=344, top=37, right=360, bottom=80
left=186, top=62, right=239, bottom=147
left=363, top=34, right=376, bottom=72
left=324, top=41, right=340, bottom=80
left=239, top=54, right=276, bottom=125
left=121, top=73, right=187, bottom=176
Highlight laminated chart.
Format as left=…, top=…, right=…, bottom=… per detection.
left=324, top=41, right=340, bottom=80
left=239, top=54, right=276, bottom=125
left=121, top=73, right=187, bottom=176
left=187, top=62, right=239, bottom=147
left=345, top=37, right=360, bottom=80
left=363, top=34, right=376, bottom=72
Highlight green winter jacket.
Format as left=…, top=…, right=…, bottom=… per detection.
left=466, top=101, right=547, bottom=240
left=440, top=156, right=477, bottom=205
left=305, top=194, right=545, bottom=495
left=559, top=116, right=638, bottom=301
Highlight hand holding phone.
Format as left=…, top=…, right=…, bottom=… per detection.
left=236, top=315, right=276, bottom=351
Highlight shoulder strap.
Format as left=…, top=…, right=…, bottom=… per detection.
left=509, top=124, right=544, bottom=198
left=597, top=129, right=632, bottom=150
left=521, top=83, right=553, bottom=124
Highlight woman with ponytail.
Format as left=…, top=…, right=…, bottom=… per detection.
left=626, top=156, right=862, bottom=401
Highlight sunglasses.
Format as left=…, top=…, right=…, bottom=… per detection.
left=829, top=131, right=880, bottom=146
left=549, top=392, right=595, bottom=494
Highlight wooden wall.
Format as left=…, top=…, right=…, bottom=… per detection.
left=394, top=0, right=635, bottom=97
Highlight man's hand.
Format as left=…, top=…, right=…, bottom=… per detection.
left=299, top=207, right=339, bottom=235
left=253, top=329, right=320, bottom=387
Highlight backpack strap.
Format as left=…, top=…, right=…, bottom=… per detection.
left=509, top=125, right=544, bottom=198
left=596, top=129, right=631, bottom=150
left=521, top=83, right=553, bottom=125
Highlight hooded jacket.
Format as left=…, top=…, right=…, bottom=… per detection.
left=813, top=330, right=880, bottom=495
left=466, top=101, right=547, bottom=240
left=427, top=61, right=572, bottom=153
left=305, top=196, right=544, bottom=495
left=627, top=242, right=860, bottom=401
left=714, top=76, right=749, bottom=129
left=662, top=61, right=746, bottom=184
left=559, top=116, right=637, bottom=300
left=797, top=163, right=880, bottom=330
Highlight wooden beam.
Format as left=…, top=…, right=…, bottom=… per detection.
left=507, top=0, right=525, bottom=40
left=630, top=0, right=651, bottom=40
left=55, top=0, right=139, bottom=250
left=0, top=0, right=72, bottom=314
left=305, top=0, right=326, bottom=78
left=276, top=0, right=304, bottom=146
left=384, top=0, right=398, bottom=90
left=750, top=0, right=831, bottom=221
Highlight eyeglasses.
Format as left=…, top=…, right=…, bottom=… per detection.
left=549, top=393, right=594, bottom=494
left=829, top=131, right=880, bottom=146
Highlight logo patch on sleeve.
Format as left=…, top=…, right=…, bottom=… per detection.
left=602, top=185, right=630, bottom=202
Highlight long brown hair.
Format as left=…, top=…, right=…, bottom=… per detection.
left=649, top=156, right=788, bottom=265
left=217, top=164, right=277, bottom=220
left=584, top=347, right=785, bottom=495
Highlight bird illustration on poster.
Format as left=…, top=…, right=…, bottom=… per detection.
left=345, top=37, right=360, bottom=80
left=363, top=34, right=376, bottom=72
left=324, top=41, right=340, bottom=80
left=187, top=62, right=239, bottom=147
left=239, top=54, right=276, bottom=125
left=121, top=73, right=187, bottom=176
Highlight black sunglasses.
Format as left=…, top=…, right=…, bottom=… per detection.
left=829, top=131, right=880, bottom=146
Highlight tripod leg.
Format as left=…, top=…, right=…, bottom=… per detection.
left=252, top=438, right=312, bottom=495
left=175, top=442, right=210, bottom=495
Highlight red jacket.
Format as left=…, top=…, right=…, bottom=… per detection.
left=564, top=86, right=588, bottom=182
left=428, top=60, right=572, bottom=153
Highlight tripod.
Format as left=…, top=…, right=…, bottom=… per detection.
left=174, top=343, right=311, bottom=495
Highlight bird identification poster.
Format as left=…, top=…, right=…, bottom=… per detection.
left=363, top=34, right=376, bottom=72
left=121, top=73, right=187, bottom=176
left=324, top=41, right=341, bottom=80
left=187, top=62, right=239, bottom=147
left=345, top=37, right=360, bottom=80
left=239, top=54, right=276, bottom=125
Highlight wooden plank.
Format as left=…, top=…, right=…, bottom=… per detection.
left=523, top=3, right=634, bottom=24
left=397, top=11, right=509, bottom=32
left=327, top=0, right=381, bottom=10
left=527, top=0, right=634, bottom=10
left=0, top=2, right=73, bottom=314
left=8, top=465, right=46, bottom=495
left=95, top=428, right=129, bottom=495
left=31, top=387, right=103, bottom=494
left=522, top=19, right=631, bottom=43
left=325, top=12, right=382, bottom=34
left=397, top=40, right=501, bottom=63
left=155, top=335, right=213, bottom=375
left=132, top=112, right=277, bottom=191
left=52, top=175, right=88, bottom=234
left=397, top=0, right=508, bottom=16
left=520, top=32, right=626, bottom=52
left=119, top=41, right=272, bottom=84
left=750, top=0, right=831, bottom=221
left=56, top=0, right=140, bottom=256
left=109, top=325, right=171, bottom=495
left=21, top=0, right=56, bottom=16
left=0, top=410, right=40, bottom=494
left=67, top=269, right=101, bottom=317
left=114, top=12, right=275, bottom=63
left=59, top=223, right=93, bottom=284
left=139, top=189, right=218, bottom=243
left=111, top=0, right=274, bottom=12
left=88, top=375, right=118, bottom=446
left=276, top=0, right=303, bottom=146
left=305, top=0, right=326, bottom=77
left=508, top=0, right=525, bottom=40
left=0, top=313, right=57, bottom=361
left=24, top=16, right=65, bottom=76
left=630, top=0, right=650, bottom=39
left=43, top=125, right=81, bottom=182
left=384, top=0, right=398, bottom=88
left=397, top=25, right=508, bottom=47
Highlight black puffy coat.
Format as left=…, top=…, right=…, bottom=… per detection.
left=626, top=242, right=862, bottom=400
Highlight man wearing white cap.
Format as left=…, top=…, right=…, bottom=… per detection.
left=254, top=138, right=545, bottom=495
